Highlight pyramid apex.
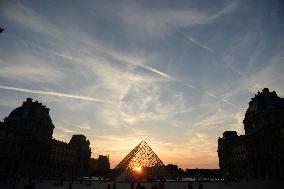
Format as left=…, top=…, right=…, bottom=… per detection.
left=140, top=140, right=147, bottom=144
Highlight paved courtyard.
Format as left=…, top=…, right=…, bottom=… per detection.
left=1, top=180, right=284, bottom=189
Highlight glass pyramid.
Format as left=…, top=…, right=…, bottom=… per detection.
left=113, top=141, right=164, bottom=178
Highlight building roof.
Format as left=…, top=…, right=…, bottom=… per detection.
left=6, top=98, right=51, bottom=119
left=247, top=88, right=284, bottom=112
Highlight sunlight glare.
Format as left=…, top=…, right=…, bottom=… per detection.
left=134, top=166, right=142, bottom=172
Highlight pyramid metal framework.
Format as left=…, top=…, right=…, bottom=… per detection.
left=114, top=141, right=164, bottom=174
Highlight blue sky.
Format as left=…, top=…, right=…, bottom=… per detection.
left=0, top=0, right=283, bottom=168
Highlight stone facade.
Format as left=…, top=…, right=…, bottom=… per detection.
left=89, top=155, right=110, bottom=176
left=0, top=98, right=91, bottom=180
left=218, top=88, right=284, bottom=179
left=218, top=132, right=248, bottom=178
left=47, top=135, right=91, bottom=179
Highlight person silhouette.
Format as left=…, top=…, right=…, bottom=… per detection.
left=68, top=183, right=72, bottom=189
left=23, top=182, right=29, bottom=189
left=188, top=181, right=193, bottom=189
left=154, top=183, right=158, bottom=189
left=136, top=182, right=140, bottom=189
left=198, top=181, right=203, bottom=189
left=131, top=182, right=134, bottom=189
left=107, top=183, right=111, bottom=189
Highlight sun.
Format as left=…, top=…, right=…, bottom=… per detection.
left=134, top=166, right=142, bottom=172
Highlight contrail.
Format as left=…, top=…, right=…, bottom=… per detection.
left=206, top=92, right=219, bottom=99
left=221, top=99, right=235, bottom=106
left=167, top=107, right=193, bottom=116
left=138, top=64, right=174, bottom=80
left=206, top=91, right=235, bottom=106
left=178, top=31, right=215, bottom=55
left=187, top=36, right=215, bottom=55
left=185, top=83, right=197, bottom=89
left=0, top=85, right=117, bottom=104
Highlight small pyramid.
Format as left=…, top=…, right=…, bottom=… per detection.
left=113, top=141, right=164, bottom=180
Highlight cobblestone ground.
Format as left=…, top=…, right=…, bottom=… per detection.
left=1, top=180, right=284, bottom=189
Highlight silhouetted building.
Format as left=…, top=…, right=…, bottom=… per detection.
left=68, top=135, right=91, bottom=177
left=164, top=164, right=185, bottom=179
left=218, top=88, right=284, bottom=179
left=47, top=135, right=91, bottom=178
left=0, top=98, right=91, bottom=180
left=218, top=132, right=248, bottom=178
left=185, top=169, right=221, bottom=180
left=89, top=155, right=110, bottom=176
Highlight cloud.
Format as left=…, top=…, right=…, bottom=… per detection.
left=1, top=1, right=60, bottom=38
left=1, top=0, right=235, bottom=107
left=56, top=126, right=75, bottom=133
left=222, top=50, right=284, bottom=101
left=241, top=53, right=284, bottom=95
left=52, top=133, right=69, bottom=141
left=97, top=45, right=235, bottom=106
left=0, top=56, right=64, bottom=84
left=192, top=109, right=244, bottom=133
left=77, top=122, right=92, bottom=130
left=1, top=1, right=201, bottom=128
left=120, top=0, right=240, bottom=37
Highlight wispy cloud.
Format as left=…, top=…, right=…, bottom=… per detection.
left=108, top=50, right=235, bottom=106
left=77, top=122, right=92, bottom=130
left=1, top=1, right=60, bottom=38
left=0, top=56, right=64, bottom=84
left=120, top=0, right=240, bottom=37
left=1, top=0, right=235, bottom=107
left=56, top=126, right=75, bottom=133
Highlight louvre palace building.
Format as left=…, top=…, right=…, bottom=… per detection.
left=0, top=98, right=92, bottom=180
left=218, top=88, right=284, bottom=179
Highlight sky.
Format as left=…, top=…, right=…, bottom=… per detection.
left=0, top=0, right=284, bottom=169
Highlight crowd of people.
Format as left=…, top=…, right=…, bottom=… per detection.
left=5, top=176, right=233, bottom=189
